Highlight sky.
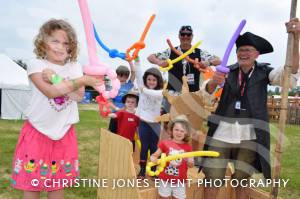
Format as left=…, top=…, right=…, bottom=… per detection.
left=0, top=0, right=299, bottom=85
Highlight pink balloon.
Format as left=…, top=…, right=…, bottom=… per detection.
left=106, top=69, right=117, bottom=79
left=99, top=84, right=106, bottom=92
left=109, top=89, right=119, bottom=98
left=95, top=84, right=105, bottom=93
left=93, top=86, right=101, bottom=93
left=78, top=0, right=120, bottom=98
left=112, top=79, right=121, bottom=90
left=83, top=65, right=107, bottom=76
left=78, top=0, right=101, bottom=67
left=102, top=91, right=110, bottom=99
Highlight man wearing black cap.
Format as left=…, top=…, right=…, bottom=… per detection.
left=200, top=31, right=299, bottom=199
left=147, top=25, right=221, bottom=112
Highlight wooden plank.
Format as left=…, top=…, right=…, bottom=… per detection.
left=96, top=130, right=281, bottom=199
left=97, top=128, right=141, bottom=199
left=193, top=185, right=204, bottom=199
left=139, top=187, right=159, bottom=199
left=169, top=92, right=210, bottom=131
left=248, top=187, right=282, bottom=199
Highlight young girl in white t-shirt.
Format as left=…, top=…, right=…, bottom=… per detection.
left=10, top=19, right=101, bottom=198
left=134, top=59, right=164, bottom=178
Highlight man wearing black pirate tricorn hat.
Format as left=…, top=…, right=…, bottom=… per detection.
left=199, top=30, right=299, bottom=199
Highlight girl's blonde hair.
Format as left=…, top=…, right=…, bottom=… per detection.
left=168, top=115, right=191, bottom=142
left=33, top=19, right=78, bottom=62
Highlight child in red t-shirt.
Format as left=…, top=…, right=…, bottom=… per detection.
left=108, top=91, right=140, bottom=150
left=150, top=115, right=194, bottom=199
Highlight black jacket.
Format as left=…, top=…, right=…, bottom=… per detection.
left=167, top=48, right=201, bottom=92
left=200, top=62, right=273, bottom=179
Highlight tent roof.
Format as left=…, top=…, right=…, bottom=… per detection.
left=0, top=54, right=30, bottom=90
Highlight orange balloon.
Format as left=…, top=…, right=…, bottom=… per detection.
left=202, top=67, right=223, bottom=100
left=126, top=14, right=156, bottom=61
left=203, top=66, right=215, bottom=80
left=214, top=88, right=223, bottom=99
left=140, top=15, right=156, bottom=42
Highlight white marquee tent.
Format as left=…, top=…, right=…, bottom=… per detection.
left=0, top=54, right=31, bottom=119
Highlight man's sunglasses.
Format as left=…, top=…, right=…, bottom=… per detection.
left=180, top=32, right=192, bottom=37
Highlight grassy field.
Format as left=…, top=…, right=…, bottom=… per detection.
left=0, top=109, right=299, bottom=198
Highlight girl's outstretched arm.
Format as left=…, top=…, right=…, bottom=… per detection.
left=128, top=60, right=136, bottom=82
left=29, top=73, right=101, bottom=99
left=134, top=58, right=144, bottom=88
left=108, top=113, right=117, bottom=118
left=149, top=148, right=162, bottom=164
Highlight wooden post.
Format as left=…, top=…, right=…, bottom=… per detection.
left=270, top=0, right=298, bottom=198
left=97, top=128, right=141, bottom=199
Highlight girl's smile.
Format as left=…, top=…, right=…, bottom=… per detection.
left=45, top=30, right=69, bottom=65
left=172, top=123, right=187, bottom=143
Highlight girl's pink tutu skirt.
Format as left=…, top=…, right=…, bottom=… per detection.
left=11, top=121, right=79, bottom=192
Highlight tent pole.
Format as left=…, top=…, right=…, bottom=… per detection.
left=270, top=0, right=298, bottom=198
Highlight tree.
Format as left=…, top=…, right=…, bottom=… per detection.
left=289, top=86, right=300, bottom=96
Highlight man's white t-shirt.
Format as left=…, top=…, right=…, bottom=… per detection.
left=24, top=59, right=83, bottom=140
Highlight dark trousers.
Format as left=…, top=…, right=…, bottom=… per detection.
left=108, top=118, right=118, bottom=133
left=138, top=121, right=160, bottom=161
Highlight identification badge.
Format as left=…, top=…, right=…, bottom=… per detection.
left=186, top=73, right=195, bottom=85
left=235, top=101, right=241, bottom=110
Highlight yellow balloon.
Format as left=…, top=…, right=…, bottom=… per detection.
left=134, top=132, right=150, bottom=158
left=146, top=150, right=219, bottom=176
left=134, top=133, right=141, bottom=149
left=159, top=41, right=202, bottom=72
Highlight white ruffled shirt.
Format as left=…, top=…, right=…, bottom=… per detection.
left=201, top=64, right=299, bottom=144
left=24, top=59, right=83, bottom=140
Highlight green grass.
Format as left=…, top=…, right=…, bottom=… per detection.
left=0, top=110, right=299, bottom=198
left=269, top=124, right=300, bottom=198
left=0, top=110, right=106, bottom=199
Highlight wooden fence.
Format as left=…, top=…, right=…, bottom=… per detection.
left=268, top=96, right=300, bottom=125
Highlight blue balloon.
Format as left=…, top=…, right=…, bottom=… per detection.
left=93, top=24, right=126, bottom=60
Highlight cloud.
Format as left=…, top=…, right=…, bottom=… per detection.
left=0, top=0, right=298, bottom=86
